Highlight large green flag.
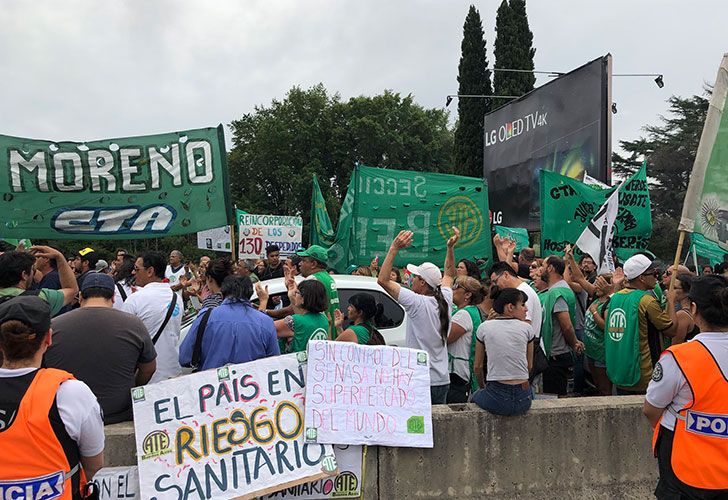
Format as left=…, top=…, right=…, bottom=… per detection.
left=309, top=174, right=336, bottom=247
left=679, top=54, right=728, bottom=250
left=0, top=126, right=231, bottom=239
left=691, top=233, right=726, bottom=266
left=327, top=165, right=492, bottom=271
left=541, top=163, right=652, bottom=262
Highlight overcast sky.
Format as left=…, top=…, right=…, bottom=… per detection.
left=3, top=0, right=725, bottom=155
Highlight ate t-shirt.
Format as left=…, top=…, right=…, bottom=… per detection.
left=45, top=307, right=157, bottom=424
left=397, top=286, right=453, bottom=386
left=122, top=282, right=182, bottom=384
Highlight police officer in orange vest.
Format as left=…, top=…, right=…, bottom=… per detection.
left=0, top=295, right=105, bottom=499
left=643, top=274, right=728, bottom=499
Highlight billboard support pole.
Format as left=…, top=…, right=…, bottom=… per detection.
left=606, top=54, right=613, bottom=185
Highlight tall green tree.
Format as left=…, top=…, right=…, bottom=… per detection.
left=227, top=84, right=454, bottom=241
left=453, top=5, right=492, bottom=178
left=493, top=0, right=536, bottom=101
left=612, top=94, right=710, bottom=261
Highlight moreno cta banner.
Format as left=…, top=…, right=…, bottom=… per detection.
left=0, top=126, right=232, bottom=239
left=483, top=55, right=611, bottom=230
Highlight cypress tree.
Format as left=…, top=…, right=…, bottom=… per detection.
left=453, top=5, right=492, bottom=178
left=494, top=0, right=536, bottom=101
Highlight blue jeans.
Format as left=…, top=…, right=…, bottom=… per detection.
left=430, top=384, right=449, bottom=405
left=471, top=381, right=532, bottom=416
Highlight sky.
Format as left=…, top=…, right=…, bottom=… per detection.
left=2, top=0, right=725, bottom=155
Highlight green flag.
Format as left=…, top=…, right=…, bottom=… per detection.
left=327, top=164, right=492, bottom=271
left=541, top=163, right=652, bottom=262
left=0, top=238, right=32, bottom=248
left=494, top=225, right=529, bottom=252
left=309, top=174, right=336, bottom=247
left=679, top=54, right=728, bottom=250
left=0, top=126, right=231, bottom=240
left=691, top=233, right=726, bottom=266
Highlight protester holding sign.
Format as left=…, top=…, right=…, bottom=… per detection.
left=446, top=276, right=486, bottom=403
left=377, top=228, right=457, bottom=404
left=0, top=296, right=105, bottom=492
left=605, top=254, right=678, bottom=394
left=472, top=288, right=534, bottom=416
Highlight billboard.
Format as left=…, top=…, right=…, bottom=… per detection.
left=483, top=55, right=611, bottom=230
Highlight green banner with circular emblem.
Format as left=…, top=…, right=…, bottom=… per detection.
left=326, top=164, right=492, bottom=271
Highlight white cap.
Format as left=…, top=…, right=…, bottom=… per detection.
left=623, top=254, right=655, bottom=280
left=406, top=262, right=443, bottom=289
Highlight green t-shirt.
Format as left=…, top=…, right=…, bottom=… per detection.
left=349, top=324, right=371, bottom=345
left=290, top=312, right=329, bottom=353
left=312, top=271, right=340, bottom=339
left=0, top=287, right=66, bottom=316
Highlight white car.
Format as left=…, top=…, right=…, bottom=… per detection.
left=180, top=275, right=408, bottom=347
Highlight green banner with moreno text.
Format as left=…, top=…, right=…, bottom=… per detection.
left=0, top=126, right=231, bottom=239
left=328, top=165, right=492, bottom=271
left=540, top=163, right=652, bottom=262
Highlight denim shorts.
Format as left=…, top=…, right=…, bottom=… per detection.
left=470, top=381, right=532, bottom=416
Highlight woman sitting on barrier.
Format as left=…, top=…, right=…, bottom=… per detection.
left=258, top=278, right=329, bottom=353
left=333, top=293, right=385, bottom=345
left=472, top=287, right=535, bottom=416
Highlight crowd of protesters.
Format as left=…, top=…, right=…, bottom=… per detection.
left=1, top=233, right=727, bottom=495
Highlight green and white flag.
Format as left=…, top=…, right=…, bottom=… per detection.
left=0, top=126, right=232, bottom=239
left=494, top=225, right=529, bottom=252
left=541, top=163, right=652, bottom=261
left=309, top=174, right=336, bottom=247
left=691, top=232, right=726, bottom=266
left=679, top=54, right=728, bottom=250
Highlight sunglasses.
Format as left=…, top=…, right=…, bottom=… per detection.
left=452, top=284, right=462, bottom=290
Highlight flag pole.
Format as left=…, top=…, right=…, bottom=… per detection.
left=669, top=231, right=687, bottom=293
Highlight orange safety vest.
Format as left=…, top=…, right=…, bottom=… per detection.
left=652, top=340, right=728, bottom=490
left=0, top=368, right=87, bottom=499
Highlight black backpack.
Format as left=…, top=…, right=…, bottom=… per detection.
left=0, top=288, right=41, bottom=305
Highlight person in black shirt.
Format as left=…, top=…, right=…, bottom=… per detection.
left=259, top=245, right=285, bottom=281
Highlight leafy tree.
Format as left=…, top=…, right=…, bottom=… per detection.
left=493, top=0, right=536, bottom=101
left=227, top=84, right=454, bottom=240
left=453, top=5, right=492, bottom=178
left=612, top=94, right=709, bottom=261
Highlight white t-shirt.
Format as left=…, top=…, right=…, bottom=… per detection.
left=112, top=280, right=136, bottom=311
left=165, top=264, right=187, bottom=302
left=122, top=282, right=182, bottom=384
left=0, top=367, right=105, bottom=457
left=646, top=332, right=728, bottom=431
left=448, top=309, right=474, bottom=381
left=519, top=282, right=542, bottom=340
left=476, top=318, right=535, bottom=381
left=397, top=286, right=453, bottom=386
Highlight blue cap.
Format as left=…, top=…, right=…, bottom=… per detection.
left=80, top=272, right=115, bottom=292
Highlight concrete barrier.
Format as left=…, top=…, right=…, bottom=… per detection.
left=105, top=395, right=657, bottom=499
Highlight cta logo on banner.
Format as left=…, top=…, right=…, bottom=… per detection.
left=131, top=354, right=337, bottom=500
left=238, top=210, right=303, bottom=259
left=303, top=341, right=433, bottom=448
left=0, top=126, right=232, bottom=240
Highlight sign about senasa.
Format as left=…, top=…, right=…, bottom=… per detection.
left=238, top=211, right=303, bottom=259
left=131, top=354, right=337, bottom=500
left=303, top=341, right=433, bottom=448
left=0, top=126, right=232, bottom=239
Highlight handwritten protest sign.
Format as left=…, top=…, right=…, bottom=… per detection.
left=238, top=210, right=303, bottom=259
left=303, top=341, right=433, bottom=448
left=94, top=467, right=139, bottom=500
left=262, top=445, right=363, bottom=499
left=197, top=225, right=232, bottom=252
left=132, top=354, right=337, bottom=500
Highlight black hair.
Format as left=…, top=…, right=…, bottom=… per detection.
left=290, top=255, right=302, bottom=273
left=0, top=320, right=45, bottom=361
left=545, top=255, right=566, bottom=276
left=115, top=248, right=129, bottom=256
left=424, top=281, right=450, bottom=345
left=266, top=245, right=280, bottom=254
left=689, top=275, right=728, bottom=328
left=81, top=287, right=114, bottom=300
left=519, top=247, right=535, bottom=261
left=391, top=267, right=402, bottom=284
left=715, top=262, right=728, bottom=275
left=676, top=273, right=693, bottom=294
left=139, top=251, right=166, bottom=279
left=297, top=279, right=328, bottom=314
left=0, top=251, right=35, bottom=288
left=80, top=251, right=100, bottom=269
left=207, top=258, right=234, bottom=288
left=348, top=293, right=377, bottom=322
left=114, top=256, right=136, bottom=283
left=220, top=275, right=254, bottom=302
left=579, top=254, right=595, bottom=264
left=458, top=259, right=482, bottom=280
left=488, top=261, right=518, bottom=279
left=492, top=287, right=528, bottom=314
